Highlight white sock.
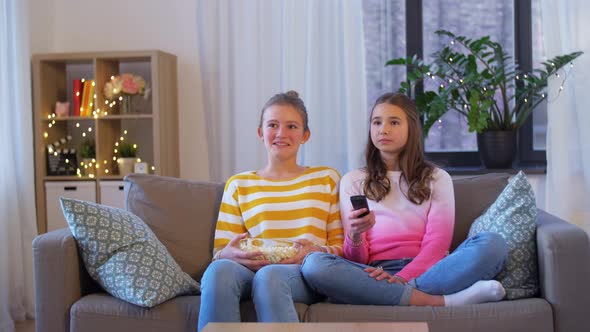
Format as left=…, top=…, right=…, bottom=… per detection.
left=443, top=280, right=506, bottom=306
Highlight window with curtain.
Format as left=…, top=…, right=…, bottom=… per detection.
left=362, top=0, right=405, bottom=111
left=422, top=0, right=513, bottom=153
left=363, top=0, right=546, bottom=166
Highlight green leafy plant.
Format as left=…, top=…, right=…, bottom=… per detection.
left=387, top=29, right=583, bottom=135
left=79, top=138, right=95, bottom=159
left=118, top=141, right=137, bottom=158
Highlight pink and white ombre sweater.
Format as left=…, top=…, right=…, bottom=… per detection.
left=340, top=168, right=455, bottom=282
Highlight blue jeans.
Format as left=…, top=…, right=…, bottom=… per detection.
left=197, top=259, right=322, bottom=331
left=300, top=232, right=508, bottom=305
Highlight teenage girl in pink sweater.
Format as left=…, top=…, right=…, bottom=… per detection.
left=301, top=93, right=508, bottom=306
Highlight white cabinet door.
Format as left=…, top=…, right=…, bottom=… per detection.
left=45, top=181, right=96, bottom=232
left=99, top=181, right=126, bottom=209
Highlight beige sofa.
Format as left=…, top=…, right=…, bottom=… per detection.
left=33, top=173, right=590, bottom=332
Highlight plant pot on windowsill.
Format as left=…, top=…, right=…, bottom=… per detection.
left=477, top=130, right=517, bottom=169
left=386, top=29, right=582, bottom=169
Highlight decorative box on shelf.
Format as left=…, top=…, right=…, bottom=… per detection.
left=46, top=136, right=77, bottom=176
left=46, top=148, right=77, bottom=176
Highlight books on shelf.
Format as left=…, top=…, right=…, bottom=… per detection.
left=80, top=79, right=95, bottom=117
left=72, top=79, right=83, bottom=116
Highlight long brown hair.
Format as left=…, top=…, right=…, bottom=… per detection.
left=363, top=93, right=435, bottom=204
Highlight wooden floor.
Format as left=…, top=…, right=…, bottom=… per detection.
left=15, top=320, right=35, bottom=332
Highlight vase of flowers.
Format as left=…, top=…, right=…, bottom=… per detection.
left=103, top=73, right=147, bottom=114
left=120, top=94, right=132, bottom=114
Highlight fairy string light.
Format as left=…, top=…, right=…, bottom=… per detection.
left=44, top=76, right=155, bottom=177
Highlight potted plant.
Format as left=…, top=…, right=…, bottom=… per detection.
left=387, top=29, right=582, bottom=168
left=79, top=138, right=96, bottom=176
left=117, top=141, right=138, bottom=176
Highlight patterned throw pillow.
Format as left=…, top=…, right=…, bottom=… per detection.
left=60, top=197, right=200, bottom=307
left=468, top=171, right=539, bottom=299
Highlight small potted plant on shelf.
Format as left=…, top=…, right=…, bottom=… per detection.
left=79, top=138, right=96, bottom=176
left=117, top=141, right=138, bottom=176
left=387, top=29, right=582, bottom=168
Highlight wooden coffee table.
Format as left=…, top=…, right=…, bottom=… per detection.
left=202, top=322, right=429, bottom=332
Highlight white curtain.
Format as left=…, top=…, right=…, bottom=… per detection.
left=362, top=0, right=406, bottom=110
left=196, top=0, right=367, bottom=181
left=542, top=0, right=590, bottom=233
left=0, top=0, right=37, bottom=330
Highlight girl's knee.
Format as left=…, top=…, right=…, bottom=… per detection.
left=303, top=251, right=333, bottom=266
left=472, top=233, right=509, bottom=274
left=300, top=252, right=334, bottom=284
left=301, top=252, right=329, bottom=271
left=253, top=265, right=282, bottom=286
left=479, top=232, right=508, bottom=259
left=252, top=265, right=298, bottom=302
left=202, top=259, right=244, bottom=286
left=206, top=259, right=240, bottom=274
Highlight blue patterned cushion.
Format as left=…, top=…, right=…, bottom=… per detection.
left=468, top=171, right=539, bottom=299
left=60, top=197, right=200, bottom=307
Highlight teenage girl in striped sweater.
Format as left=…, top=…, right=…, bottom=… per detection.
left=301, top=93, right=508, bottom=307
left=198, top=91, right=343, bottom=331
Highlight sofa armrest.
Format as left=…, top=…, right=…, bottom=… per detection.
left=536, top=209, right=590, bottom=332
left=33, top=228, right=86, bottom=332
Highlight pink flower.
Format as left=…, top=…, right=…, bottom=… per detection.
left=103, top=73, right=146, bottom=99
left=121, top=74, right=140, bottom=94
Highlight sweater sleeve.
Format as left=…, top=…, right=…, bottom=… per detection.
left=212, top=178, right=247, bottom=256
left=340, top=171, right=370, bottom=264
left=395, top=169, right=455, bottom=281
left=321, top=169, right=344, bottom=255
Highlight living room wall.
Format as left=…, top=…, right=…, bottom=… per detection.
left=28, top=0, right=210, bottom=180
left=25, top=0, right=547, bottom=210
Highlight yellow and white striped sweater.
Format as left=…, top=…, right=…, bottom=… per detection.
left=213, top=166, right=344, bottom=256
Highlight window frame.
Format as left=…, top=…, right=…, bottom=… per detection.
left=406, top=0, right=545, bottom=168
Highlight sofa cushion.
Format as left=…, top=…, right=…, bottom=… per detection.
left=468, top=171, right=539, bottom=299
left=60, top=198, right=199, bottom=307
left=305, top=299, right=552, bottom=332
left=70, top=294, right=309, bottom=332
left=451, top=173, right=510, bottom=251
left=71, top=294, right=199, bottom=332
left=124, top=174, right=224, bottom=279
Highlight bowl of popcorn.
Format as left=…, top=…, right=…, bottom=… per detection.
left=238, top=238, right=298, bottom=264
